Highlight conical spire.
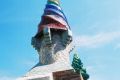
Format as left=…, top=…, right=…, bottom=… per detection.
left=36, top=0, right=71, bottom=34
left=33, top=0, right=72, bottom=47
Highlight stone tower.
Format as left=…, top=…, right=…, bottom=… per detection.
left=32, top=0, right=73, bottom=65
left=18, top=0, right=84, bottom=80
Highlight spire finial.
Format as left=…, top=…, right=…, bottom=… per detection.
left=47, top=0, right=60, bottom=5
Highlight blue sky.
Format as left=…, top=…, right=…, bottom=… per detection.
left=0, top=0, right=120, bottom=80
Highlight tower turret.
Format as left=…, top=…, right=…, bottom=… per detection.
left=31, top=0, right=73, bottom=65
left=32, top=0, right=72, bottom=51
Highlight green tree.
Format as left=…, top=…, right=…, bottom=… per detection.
left=72, top=53, right=89, bottom=80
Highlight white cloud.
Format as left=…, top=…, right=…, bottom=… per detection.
left=116, top=43, right=120, bottom=48
left=86, top=65, right=108, bottom=80
left=114, top=43, right=120, bottom=50
left=0, top=71, right=17, bottom=80
left=74, top=31, right=120, bottom=48
left=89, top=76, right=104, bottom=80
left=0, top=76, right=16, bottom=80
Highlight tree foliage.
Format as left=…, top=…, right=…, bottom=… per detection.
left=72, top=53, right=89, bottom=80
